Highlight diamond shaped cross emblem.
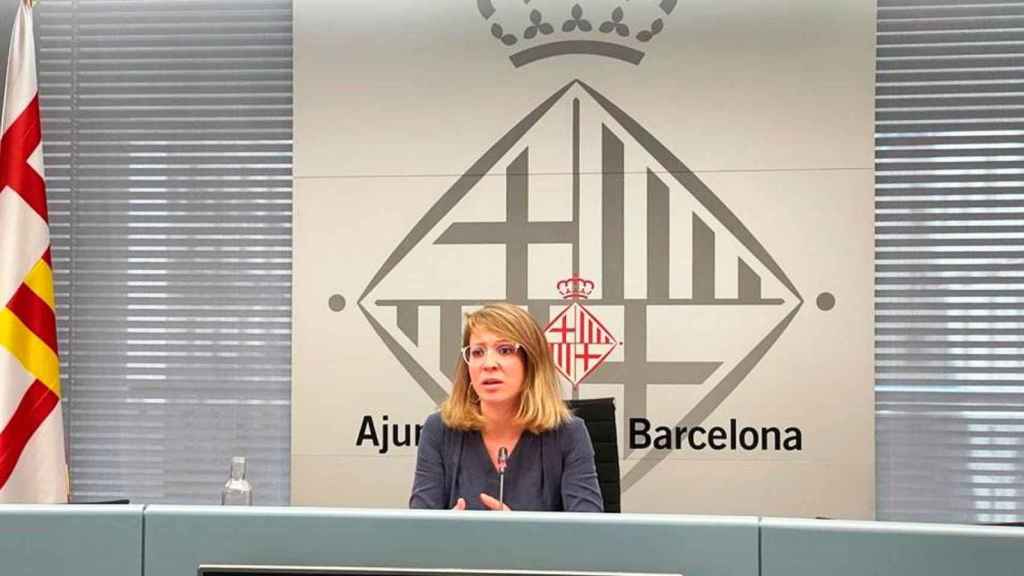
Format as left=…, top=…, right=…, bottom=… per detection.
left=358, top=79, right=803, bottom=491
left=545, top=297, right=620, bottom=389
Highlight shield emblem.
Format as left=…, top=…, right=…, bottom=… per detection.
left=544, top=291, right=620, bottom=389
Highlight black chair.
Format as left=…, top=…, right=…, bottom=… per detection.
left=567, top=397, right=621, bottom=512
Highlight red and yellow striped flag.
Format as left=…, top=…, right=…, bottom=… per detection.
left=0, top=0, right=68, bottom=503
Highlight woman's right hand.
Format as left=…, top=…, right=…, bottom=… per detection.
left=451, top=497, right=466, bottom=510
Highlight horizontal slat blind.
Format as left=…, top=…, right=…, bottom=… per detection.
left=876, top=0, right=1024, bottom=523
left=34, top=0, right=292, bottom=504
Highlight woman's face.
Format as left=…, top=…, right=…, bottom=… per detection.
left=467, top=328, right=526, bottom=410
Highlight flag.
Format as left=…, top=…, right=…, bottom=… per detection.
left=0, top=0, right=68, bottom=503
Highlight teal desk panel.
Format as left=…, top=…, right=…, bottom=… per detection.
left=144, top=506, right=758, bottom=576
left=762, top=518, right=1024, bottom=576
left=0, top=504, right=143, bottom=576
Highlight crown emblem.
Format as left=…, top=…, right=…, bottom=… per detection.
left=477, top=0, right=677, bottom=67
left=557, top=275, right=595, bottom=300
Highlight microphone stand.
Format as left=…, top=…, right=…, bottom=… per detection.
left=497, top=446, right=508, bottom=510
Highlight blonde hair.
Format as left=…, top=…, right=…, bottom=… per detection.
left=440, top=303, right=571, bottom=433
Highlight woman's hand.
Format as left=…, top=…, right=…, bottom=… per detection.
left=451, top=497, right=466, bottom=510
left=480, top=493, right=511, bottom=511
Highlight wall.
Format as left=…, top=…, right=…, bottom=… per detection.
left=292, top=0, right=876, bottom=517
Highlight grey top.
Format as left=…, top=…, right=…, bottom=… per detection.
left=409, top=412, right=604, bottom=512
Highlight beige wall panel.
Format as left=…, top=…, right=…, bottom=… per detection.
left=294, top=0, right=874, bottom=178
left=293, top=0, right=876, bottom=517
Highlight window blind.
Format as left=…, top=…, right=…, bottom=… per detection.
left=33, top=0, right=293, bottom=504
left=876, top=0, right=1024, bottom=523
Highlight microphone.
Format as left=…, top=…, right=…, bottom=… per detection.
left=497, top=446, right=508, bottom=509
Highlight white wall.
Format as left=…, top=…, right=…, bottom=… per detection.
left=292, top=0, right=876, bottom=518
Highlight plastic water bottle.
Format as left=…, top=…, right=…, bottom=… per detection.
left=220, top=456, right=253, bottom=506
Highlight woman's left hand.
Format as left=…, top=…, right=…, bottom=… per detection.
left=480, top=493, right=511, bottom=511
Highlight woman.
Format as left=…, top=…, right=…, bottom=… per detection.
left=409, top=303, right=603, bottom=512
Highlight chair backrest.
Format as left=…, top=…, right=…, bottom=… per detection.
left=566, top=397, right=621, bottom=512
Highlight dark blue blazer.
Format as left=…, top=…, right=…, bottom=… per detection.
left=409, top=412, right=604, bottom=512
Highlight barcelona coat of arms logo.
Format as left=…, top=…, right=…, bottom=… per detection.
left=544, top=276, right=620, bottom=390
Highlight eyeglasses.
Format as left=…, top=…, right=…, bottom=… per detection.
left=461, top=342, right=522, bottom=365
